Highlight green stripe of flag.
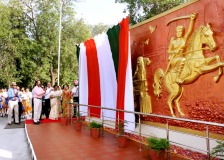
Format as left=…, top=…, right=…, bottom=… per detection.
left=106, top=24, right=120, bottom=80
left=76, top=44, right=80, bottom=63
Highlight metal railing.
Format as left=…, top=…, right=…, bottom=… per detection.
left=71, top=103, right=224, bottom=160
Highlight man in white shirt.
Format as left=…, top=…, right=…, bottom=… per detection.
left=72, top=80, right=79, bottom=117
left=7, top=82, right=19, bottom=125
left=44, top=82, right=53, bottom=119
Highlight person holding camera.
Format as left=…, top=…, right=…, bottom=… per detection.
left=33, top=80, right=46, bottom=125
left=44, top=82, right=53, bottom=119
left=72, top=80, right=79, bottom=117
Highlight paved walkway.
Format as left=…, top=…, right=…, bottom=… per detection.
left=0, top=116, right=186, bottom=160
left=26, top=121, right=150, bottom=160
left=0, top=116, right=32, bottom=160
left=26, top=120, right=188, bottom=160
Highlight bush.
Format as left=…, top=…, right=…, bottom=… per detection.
left=117, top=120, right=128, bottom=136
left=211, top=141, right=224, bottom=159
left=88, top=121, right=102, bottom=129
left=76, top=111, right=82, bottom=122
left=147, top=137, right=170, bottom=150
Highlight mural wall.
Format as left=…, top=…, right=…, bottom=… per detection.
left=130, top=0, right=224, bottom=134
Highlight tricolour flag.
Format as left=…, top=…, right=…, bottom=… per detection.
left=77, top=17, right=135, bottom=132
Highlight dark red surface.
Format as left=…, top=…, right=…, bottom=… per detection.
left=25, top=118, right=61, bottom=124
left=26, top=122, right=188, bottom=160
left=130, top=0, right=224, bottom=133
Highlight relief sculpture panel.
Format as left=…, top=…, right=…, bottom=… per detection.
left=130, top=0, right=224, bottom=134
left=133, top=56, right=152, bottom=115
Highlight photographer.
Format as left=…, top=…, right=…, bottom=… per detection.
left=72, top=80, right=79, bottom=117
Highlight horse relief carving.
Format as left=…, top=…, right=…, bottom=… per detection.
left=133, top=56, right=152, bottom=114
left=153, top=13, right=224, bottom=117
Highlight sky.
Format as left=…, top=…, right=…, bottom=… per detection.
left=75, top=0, right=128, bottom=25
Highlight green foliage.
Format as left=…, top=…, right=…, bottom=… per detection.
left=117, top=120, right=128, bottom=136
left=0, top=1, right=25, bottom=85
left=115, top=0, right=189, bottom=25
left=0, top=0, right=92, bottom=88
left=211, top=141, right=224, bottom=159
left=76, top=111, right=82, bottom=122
left=88, top=121, right=103, bottom=129
left=147, top=137, right=170, bottom=150
left=89, top=23, right=110, bottom=37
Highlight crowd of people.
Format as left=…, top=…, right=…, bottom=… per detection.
left=0, top=79, right=79, bottom=125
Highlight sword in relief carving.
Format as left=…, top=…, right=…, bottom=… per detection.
left=167, top=15, right=192, bottom=26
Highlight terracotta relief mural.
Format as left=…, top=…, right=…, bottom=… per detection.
left=130, top=0, right=224, bottom=134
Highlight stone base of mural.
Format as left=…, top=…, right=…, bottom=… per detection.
left=142, top=117, right=224, bottom=135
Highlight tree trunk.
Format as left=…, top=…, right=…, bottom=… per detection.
left=50, top=66, right=57, bottom=86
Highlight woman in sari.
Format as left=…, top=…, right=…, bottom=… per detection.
left=2, top=88, right=8, bottom=117
left=21, top=88, right=32, bottom=119
left=25, top=88, right=32, bottom=115
left=49, top=85, right=61, bottom=120
left=61, top=84, right=72, bottom=118
left=0, top=89, right=4, bottom=117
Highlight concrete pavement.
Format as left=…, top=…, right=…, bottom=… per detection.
left=0, top=116, right=32, bottom=160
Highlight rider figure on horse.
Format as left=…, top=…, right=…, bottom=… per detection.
left=167, top=13, right=196, bottom=84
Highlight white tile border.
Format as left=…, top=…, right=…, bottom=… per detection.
left=25, top=124, right=37, bottom=160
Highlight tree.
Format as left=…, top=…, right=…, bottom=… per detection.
left=0, top=1, right=27, bottom=87
left=89, top=23, right=110, bottom=37
left=115, top=0, right=189, bottom=25
left=0, top=0, right=91, bottom=88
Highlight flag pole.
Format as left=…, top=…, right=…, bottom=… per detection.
left=57, top=0, right=62, bottom=86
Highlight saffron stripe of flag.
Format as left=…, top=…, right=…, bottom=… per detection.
left=116, top=17, right=129, bottom=122
left=84, top=39, right=101, bottom=117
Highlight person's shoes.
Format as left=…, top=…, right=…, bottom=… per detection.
left=37, top=121, right=42, bottom=124
left=33, top=122, right=40, bottom=125
left=8, top=123, right=12, bottom=125
left=15, top=123, right=20, bottom=125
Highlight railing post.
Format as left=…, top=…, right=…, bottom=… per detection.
left=117, top=111, right=119, bottom=130
left=206, top=125, right=210, bottom=160
left=139, top=113, right=142, bottom=151
left=68, top=101, right=72, bottom=124
left=102, top=109, right=104, bottom=137
left=88, top=106, right=90, bottom=123
left=77, top=103, right=79, bottom=114
left=166, top=120, right=170, bottom=160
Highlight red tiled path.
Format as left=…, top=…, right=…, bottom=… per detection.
left=26, top=121, right=186, bottom=160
